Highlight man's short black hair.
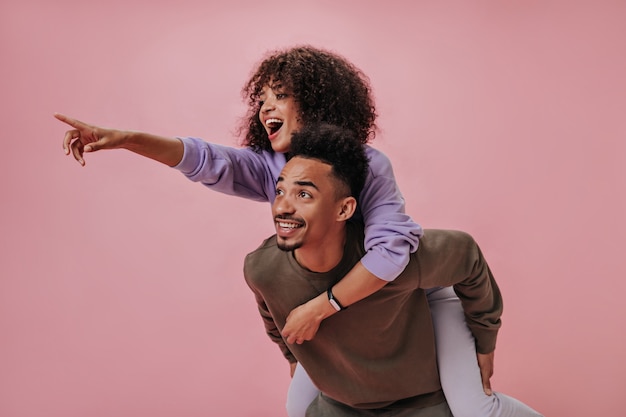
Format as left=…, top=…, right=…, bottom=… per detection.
left=289, top=123, right=369, bottom=199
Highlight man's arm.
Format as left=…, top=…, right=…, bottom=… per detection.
left=415, top=229, right=503, bottom=395
left=416, top=229, right=503, bottom=354
left=253, top=291, right=297, bottom=365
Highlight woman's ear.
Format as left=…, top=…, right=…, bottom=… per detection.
left=337, top=196, right=357, bottom=221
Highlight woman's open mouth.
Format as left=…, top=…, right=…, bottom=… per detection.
left=265, top=118, right=284, bottom=137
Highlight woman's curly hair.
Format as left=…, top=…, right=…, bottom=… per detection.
left=239, top=45, right=377, bottom=152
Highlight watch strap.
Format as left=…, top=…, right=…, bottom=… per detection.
left=327, top=288, right=347, bottom=311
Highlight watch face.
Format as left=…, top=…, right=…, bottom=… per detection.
left=327, top=288, right=343, bottom=311
left=329, top=298, right=342, bottom=312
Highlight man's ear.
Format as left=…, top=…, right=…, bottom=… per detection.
left=337, top=196, right=357, bottom=221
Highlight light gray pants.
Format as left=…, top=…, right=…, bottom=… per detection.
left=305, top=393, right=453, bottom=417
left=286, top=287, right=543, bottom=417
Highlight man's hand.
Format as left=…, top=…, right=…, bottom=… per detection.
left=56, top=113, right=128, bottom=166
left=477, top=351, right=494, bottom=395
left=282, top=295, right=334, bottom=344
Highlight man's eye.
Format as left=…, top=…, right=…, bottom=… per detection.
left=299, top=191, right=311, bottom=199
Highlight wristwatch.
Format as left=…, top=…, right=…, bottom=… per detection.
left=327, top=288, right=347, bottom=311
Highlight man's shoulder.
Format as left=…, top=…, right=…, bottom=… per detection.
left=244, top=235, right=281, bottom=268
left=247, top=234, right=278, bottom=254
left=243, top=235, right=293, bottom=286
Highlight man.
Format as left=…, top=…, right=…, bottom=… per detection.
left=243, top=123, right=504, bottom=416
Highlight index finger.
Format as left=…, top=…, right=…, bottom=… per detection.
left=54, top=113, right=88, bottom=130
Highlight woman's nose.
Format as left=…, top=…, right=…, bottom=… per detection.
left=261, top=96, right=276, bottom=113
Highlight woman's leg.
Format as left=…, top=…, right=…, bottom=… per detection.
left=427, top=287, right=543, bottom=417
left=286, top=362, right=320, bottom=417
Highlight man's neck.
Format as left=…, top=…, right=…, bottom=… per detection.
left=293, top=229, right=347, bottom=273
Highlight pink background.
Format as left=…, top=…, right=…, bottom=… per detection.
left=1, top=1, right=624, bottom=416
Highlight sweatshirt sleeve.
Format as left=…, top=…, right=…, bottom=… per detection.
left=243, top=249, right=297, bottom=364
left=358, top=147, right=423, bottom=281
left=253, top=291, right=297, bottom=364
left=173, top=136, right=286, bottom=203
left=416, top=230, right=503, bottom=353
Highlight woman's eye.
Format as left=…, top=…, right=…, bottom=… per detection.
left=258, top=100, right=265, bottom=106
left=276, top=94, right=287, bottom=99
left=276, top=189, right=284, bottom=196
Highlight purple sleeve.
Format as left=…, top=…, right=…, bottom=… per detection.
left=358, top=146, right=423, bottom=281
left=173, top=137, right=286, bottom=203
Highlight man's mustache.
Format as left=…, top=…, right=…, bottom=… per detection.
left=274, top=214, right=305, bottom=224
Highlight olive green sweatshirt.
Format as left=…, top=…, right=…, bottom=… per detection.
left=244, top=223, right=502, bottom=409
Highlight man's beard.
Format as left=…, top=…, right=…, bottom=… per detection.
left=276, top=237, right=302, bottom=252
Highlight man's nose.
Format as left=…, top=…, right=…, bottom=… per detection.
left=274, top=195, right=294, bottom=215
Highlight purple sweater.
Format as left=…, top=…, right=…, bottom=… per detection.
left=174, top=137, right=423, bottom=281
